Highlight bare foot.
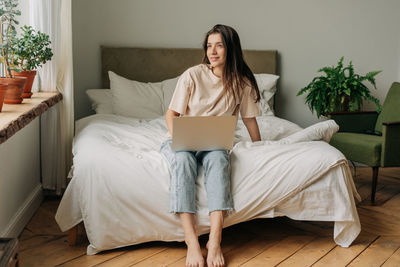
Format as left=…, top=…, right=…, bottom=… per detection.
left=206, top=241, right=225, bottom=267
left=186, top=243, right=205, bottom=267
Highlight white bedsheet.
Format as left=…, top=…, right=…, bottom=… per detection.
left=55, top=114, right=361, bottom=254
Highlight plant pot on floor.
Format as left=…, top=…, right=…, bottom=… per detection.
left=0, top=84, right=7, bottom=112
left=1, top=77, right=27, bottom=104
left=12, top=70, right=37, bottom=98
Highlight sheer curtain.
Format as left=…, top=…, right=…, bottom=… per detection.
left=29, top=0, right=74, bottom=195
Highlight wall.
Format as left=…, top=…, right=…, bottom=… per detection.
left=0, top=118, right=42, bottom=237
left=72, top=0, right=400, bottom=127
left=0, top=0, right=42, bottom=238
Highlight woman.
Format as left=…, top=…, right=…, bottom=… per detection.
left=161, top=24, right=261, bottom=267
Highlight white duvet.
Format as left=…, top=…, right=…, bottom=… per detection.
left=55, top=114, right=361, bottom=255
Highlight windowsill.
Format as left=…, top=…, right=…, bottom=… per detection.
left=0, top=92, right=63, bottom=144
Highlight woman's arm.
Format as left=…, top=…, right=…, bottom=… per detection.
left=242, top=117, right=261, bottom=142
left=166, top=109, right=180, bottom=137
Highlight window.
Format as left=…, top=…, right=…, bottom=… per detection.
left=0, top=0, right=30, bottom=77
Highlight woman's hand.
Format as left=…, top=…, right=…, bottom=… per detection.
left=166, top=109, right=180, bottom=138
left=242, top=117, right=261, bottom=142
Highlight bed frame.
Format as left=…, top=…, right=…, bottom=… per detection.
left=69, top=46, right=278, bottom=245
left=101, top=46, right=278, bottom=87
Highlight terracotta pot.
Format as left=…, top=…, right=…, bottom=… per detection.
left=0, top=84, right=7, bottom=112
left=1, top=77, right=27, bottom=104
left=12, top=70, right=37, bottom=98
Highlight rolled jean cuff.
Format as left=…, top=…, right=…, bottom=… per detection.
left=208, top=206, right=235, bottom=214
left=169, top=198, right=197, bottom=214
left=169, top=209, right=196, bottom=214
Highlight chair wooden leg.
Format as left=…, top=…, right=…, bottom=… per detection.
left=68, top=225, right=78, bottom=246
left=371, top=166, right=379, bottom=203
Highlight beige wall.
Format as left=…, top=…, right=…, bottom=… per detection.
left=0, top=0, right=42, bottom=238
left=0, top=118, right=42, bottom=237
left=72, top=0, right=400, bottom=127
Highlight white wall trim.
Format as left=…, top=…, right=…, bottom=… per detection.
left=1, top=184, right=43, bottom=238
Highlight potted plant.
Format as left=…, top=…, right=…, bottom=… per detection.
left=297, top=57, right=382, bottom=118
left=0, top=0, right=27, bottom=105
left=11, top=25, right=53, bottom=98
left=0, top=83, right=6, bottom=111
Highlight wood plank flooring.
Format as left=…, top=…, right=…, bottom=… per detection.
left=18, top=167, right=400, bottom=266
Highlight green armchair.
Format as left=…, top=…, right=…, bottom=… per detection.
left=329, top=82, right=400, bottom=202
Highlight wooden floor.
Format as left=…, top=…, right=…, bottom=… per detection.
left=18, top=167, right=400, bottom=267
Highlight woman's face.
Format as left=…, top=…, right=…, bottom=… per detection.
left=206, top=33, right=226, bottom=69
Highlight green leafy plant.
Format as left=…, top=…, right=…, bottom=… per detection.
left=297, top=57, right=382, bottom=118
left=0, top=0, right=21, bottom=77
left=11, top=25, right=53, bottom=71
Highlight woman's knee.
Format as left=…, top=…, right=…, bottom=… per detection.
left=203, top=150, right=229, bottom=171
left=206, top=150, right=229, bottom=163
left=175, top=151, right=197, bottom=169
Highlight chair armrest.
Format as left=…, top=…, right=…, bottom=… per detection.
left=383, top=121, right=400, bottom=126
left=381, top=121, right=400, bottom=167
left=328, top=111, right=379, bottom=133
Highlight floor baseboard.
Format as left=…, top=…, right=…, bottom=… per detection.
left=1, top=184, right=43, bottom=238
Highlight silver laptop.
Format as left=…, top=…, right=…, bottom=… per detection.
left=171, top=116, right=237, bottom=151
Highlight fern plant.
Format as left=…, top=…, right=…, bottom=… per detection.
left=297, top=57, right=382, bottom=118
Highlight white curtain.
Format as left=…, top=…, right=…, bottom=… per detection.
left=29, top=0, right=74, bottom=195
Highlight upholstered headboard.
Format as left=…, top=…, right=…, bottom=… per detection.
left=101, top=46, right=277, bottom=88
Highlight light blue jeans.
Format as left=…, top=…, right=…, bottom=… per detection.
left=160, top=139, right=233, bottom=214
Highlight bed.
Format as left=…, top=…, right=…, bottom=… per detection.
left=55, top=47, right=361, bottom=255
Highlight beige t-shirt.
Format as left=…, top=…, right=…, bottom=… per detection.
left=168, top=64, right=260, bottom=118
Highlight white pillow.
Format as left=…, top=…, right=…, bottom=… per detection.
left=94, top=72, right=278, bottom=117
left=109, top=71, right=164, bottom=119
left=86, top=89, right=113, bottom=114
left=254, top=74, right=279, bottom=116
left=161, top=76, right=180, bottom=114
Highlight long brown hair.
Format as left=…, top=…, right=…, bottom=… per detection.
left=202, top=24, right=260, bottom=105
